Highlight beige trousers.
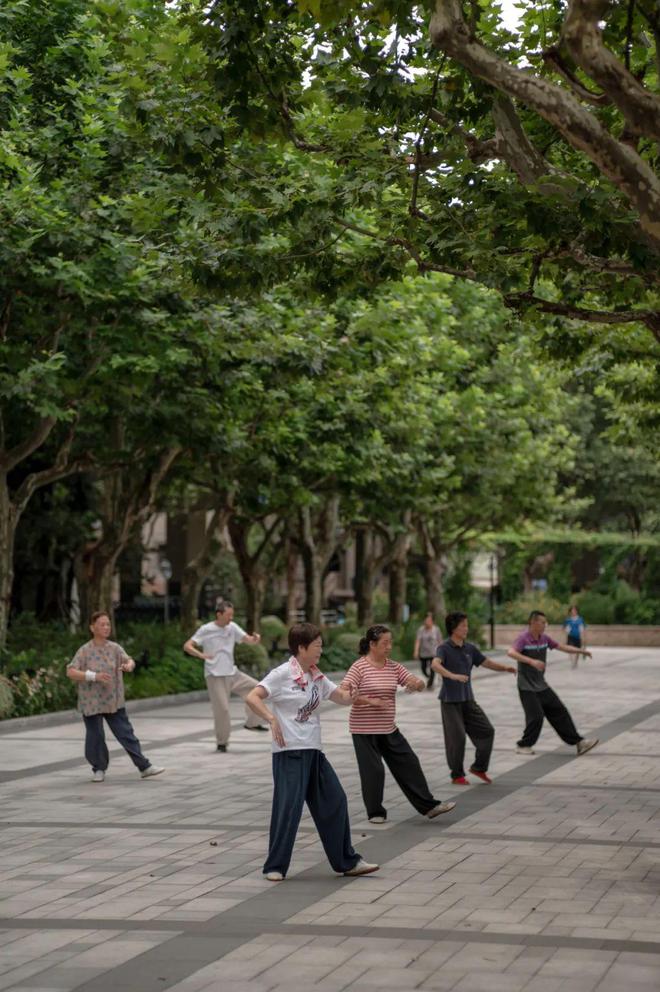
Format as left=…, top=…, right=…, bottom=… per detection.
left=205, top=671, right=262, bottom=745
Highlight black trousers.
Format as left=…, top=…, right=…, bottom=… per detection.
left=83, top=708, right=150, bottom=773
left=441, top=700, right=494, bottom=779
left=264, top=750, right=360, bottom=877
left=420, top=657, right=435, bottom=687
left=517, top=688, right=582, bottom=748
left=352, top=729, right=438, bottom=819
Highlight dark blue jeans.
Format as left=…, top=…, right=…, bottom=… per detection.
left=83, top=708, right=150, bottom=773
left=264, top=749, right=360, bottom=877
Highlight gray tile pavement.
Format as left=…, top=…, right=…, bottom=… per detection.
left=1, top=647, right=659, bottom=990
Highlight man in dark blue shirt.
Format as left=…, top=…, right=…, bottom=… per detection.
left=432, top=611, right=516, bottom=785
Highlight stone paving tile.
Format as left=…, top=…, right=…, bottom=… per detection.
left=1, top=649, right=660, bottom=992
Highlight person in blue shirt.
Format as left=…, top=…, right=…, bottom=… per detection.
left=432, top=611, right=516, bottom=785
left=563, top=605, right=587, bottom=668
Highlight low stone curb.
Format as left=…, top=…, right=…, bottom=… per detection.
left=0, top=689, right=211, bottom=734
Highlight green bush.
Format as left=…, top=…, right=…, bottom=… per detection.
left=321, top=632, right=361, bottom=672
left=496, top=593, right=566, bottom=625
left=0, top=676, right=14, bottom=718
left=0, top=619, right=278, bottom=719
left=234, top=641, right=270, bottom=677
left=259, top=615, right=287, bottom=653
left=10, top=663, right=78, bottom=717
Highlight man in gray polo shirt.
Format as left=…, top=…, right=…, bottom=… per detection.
left=432, top=611, right=516, bottom=785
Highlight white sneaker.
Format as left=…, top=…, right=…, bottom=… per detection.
left=264, top=871, right=284, bottom=881
left=368, top=816, right=386, bottom=824
left=343, top=859, right=379, bottom=877
left=426, top=802, right=455, bottom=819
left=141, top=765, right=165, bottom=779
left=576, top=738, right=599, bottom=756
left=516, top=746, right=535, bottom=755
left=91, top=770, right=105, bottom=783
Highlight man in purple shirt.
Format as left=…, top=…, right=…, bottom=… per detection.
left=508, top=610, right=598, bottom=756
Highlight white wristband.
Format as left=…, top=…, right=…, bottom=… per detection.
left=85, top=670, right=97, bottom=682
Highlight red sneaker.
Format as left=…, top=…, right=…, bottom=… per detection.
left=469, top=768, right=492, bottom=784
left=452, top=776, right=470, bottom=785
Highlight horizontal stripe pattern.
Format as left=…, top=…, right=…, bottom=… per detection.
left=342, top=657, right=410, bottom=734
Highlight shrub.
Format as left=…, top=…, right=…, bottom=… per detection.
left=259, top=615, right=287, bottom=654
left=0, top=676, right=14, bottom=718
left=321, top=632, right=361, bottom=672
left=10, top=663, right=77, bottom=717
left=234, top=641, right=270, bottom=677
left=496, top=593, right=566, bottom=625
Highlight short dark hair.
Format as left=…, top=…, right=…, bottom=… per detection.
left=445, top=611, right=468, bottom=636
left=288, top=622, right=321, bottom=655
left=215, top=598, right=233, bottom=615
left=90, top=611, right=110, bottom=625
left=359, top=624, right=391, bottom=656
left=528, top=610, right=546, bottom=622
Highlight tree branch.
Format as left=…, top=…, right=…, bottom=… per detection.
left=562, top=0, right=660, bottom=139
left=429, top=0, right=660, bottom=247
left=541, top=46, right=611, bottom=106
left=503, top=291, right=660, bottom=341
left=335, top=217, right=477, bottom=279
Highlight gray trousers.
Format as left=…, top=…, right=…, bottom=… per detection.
left=83, top=708, right=150, bottom=773
left=441, top=700, right=494, bottom=779
left=205, top=670, right=263, bottom=745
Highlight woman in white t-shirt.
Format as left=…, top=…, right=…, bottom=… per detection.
left=246, top=622, right=382, bottom=882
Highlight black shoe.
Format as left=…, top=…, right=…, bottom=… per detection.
left=216, top=744, right=227, bottom=752
left=244, top=724, right=268, bottom=732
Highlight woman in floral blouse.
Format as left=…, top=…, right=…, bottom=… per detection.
left=67, top=611, right=165, bottom=783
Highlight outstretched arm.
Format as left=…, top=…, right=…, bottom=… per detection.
left=431, top=659, right=469, bottom=684
left=507, top=648, right=545, bottom=671
left=556, top=643, right=592, bottom=659
left=241, top=633, right=262, bottom=645
left=482, top=658, right=516, bottom=674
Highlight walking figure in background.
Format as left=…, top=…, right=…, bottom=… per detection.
left=563, top=604, right=587, bottom=669
left=508, top=610, right=598, bottom=757
left=433, top=611, right=516, bottom=785
left=183, top=599, right=267, bottom=752
left=66, top=611, right=165, bottom=783
left=342, top=624, right=456, bottom=824
left=414, top=612, right=442, bottom=690
left=246, top=623, right=380, bottom=882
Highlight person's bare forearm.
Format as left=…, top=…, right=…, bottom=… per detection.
left=183, top=640, right=206, bottom=660
left=558, top=644, right=590, bottom=657
left=507, top=649, right=537, bottom=666
left=245, top=690, right=275, bottom=724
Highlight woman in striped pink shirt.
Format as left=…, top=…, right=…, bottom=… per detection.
left=342, top=625, right=456, bottom=824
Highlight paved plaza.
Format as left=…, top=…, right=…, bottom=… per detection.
left=1, top=647, right=660, bottom=992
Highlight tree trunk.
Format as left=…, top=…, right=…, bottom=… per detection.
left=388, top=557, right=407, bottom=624
left=387, top=523, right=412, bottom=624
left=245, top=572, right=266, bottom=632
left=0, top=475, right=17, bottom=648
left=355, top=527, right=377, bottom=628
left=301, top=547, right=323, bottom=626
left=85, top=552, right=119, bottom=619
left=228, top=515, right=283, bottom=633
left=285, top=536, right=299, bottom=624
left=425, top=555, right=446, bottom=619
left=297, top=498, right=341, bottom=626
left=180, top=504, right=231, bottom=631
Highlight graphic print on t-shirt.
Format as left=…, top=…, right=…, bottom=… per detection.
left=295, top=683, right=320, bottom=723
